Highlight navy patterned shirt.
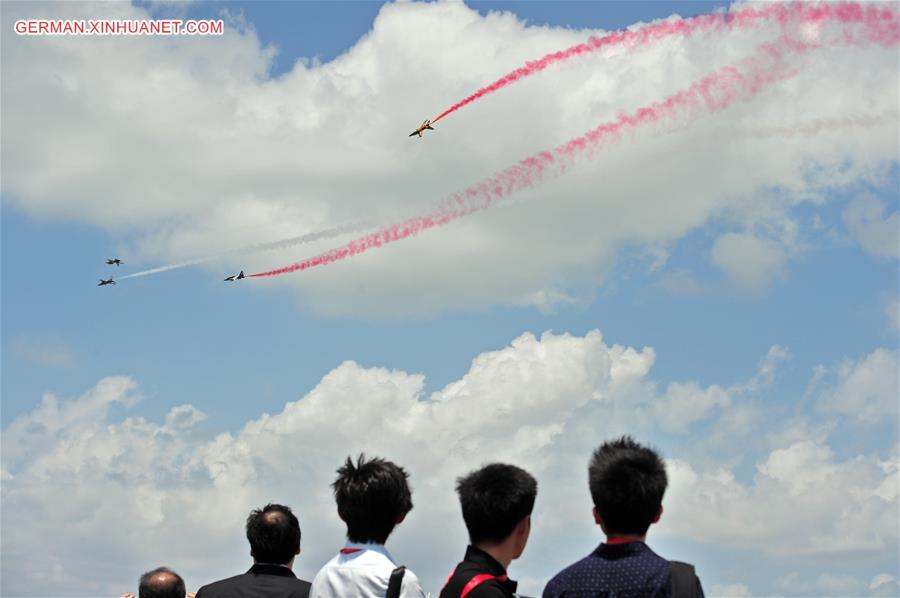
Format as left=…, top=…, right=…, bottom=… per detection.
left=542, top=541, right=704, bottom=598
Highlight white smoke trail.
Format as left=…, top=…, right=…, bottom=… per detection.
left=118, top=109, right=896, bottom=282
left=117, top=220, right=371, bottom=280
left=736, top=110, right=899, bottom=139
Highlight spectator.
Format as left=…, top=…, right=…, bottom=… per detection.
left=310, top=454, right=425, bottom=598
left=440, top=463, right=537, bottom=598
left=119, top=566, right=191, bottom=598
left=542, top=436, right=704, bottom=598
left=196, top=503, right=311, bottom=598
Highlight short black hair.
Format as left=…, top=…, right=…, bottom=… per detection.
left=138, top=567, right=185, bottom=598
left=456, top=463, right=537, bottom=545
left=246, top=503, right=301, bottom=564
left=588, top=436, right=667, bottom=535
left=332, top=454, right=413, bottom=544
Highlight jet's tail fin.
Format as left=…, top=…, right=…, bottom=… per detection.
left=237, top=271, right=245, bottom=279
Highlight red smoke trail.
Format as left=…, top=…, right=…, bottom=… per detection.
left=250, top=8, right=898, bottom=279
left=431, top=1, right=896, bottom=124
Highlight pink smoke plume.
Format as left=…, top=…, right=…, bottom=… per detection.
left=250, top=5, right=898, bottom=279
left=431, top=1, right=898, bottom=124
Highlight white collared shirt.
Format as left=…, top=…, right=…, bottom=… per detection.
left=310, top=542, right=426, bottom=598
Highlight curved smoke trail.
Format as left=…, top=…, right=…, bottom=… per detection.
left=431, top=2, right=894, bottom=124
left=117, top=221, right=369, bottom=280
left=251, top=5, right=898, bottom=279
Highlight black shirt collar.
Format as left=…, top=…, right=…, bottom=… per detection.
left=464, top=545, right=508, bottom=576
left=248, top=563, right=297, bottom=578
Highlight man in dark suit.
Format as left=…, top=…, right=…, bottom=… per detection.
left=197, top=503, right=311, bottom=598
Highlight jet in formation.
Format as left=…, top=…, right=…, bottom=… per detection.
left=106, top=258, right=123, bottom=266
left=409, top=119, right=434, bottom=138
left=98, top=277, right=116, bottom=286
left=224, top=270, right=245, bottom=282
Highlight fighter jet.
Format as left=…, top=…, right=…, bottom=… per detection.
left=98, top=277, right=116, bottom=286
left=106, top=258, right=122, bottom=266
left=224, top=270, right=245, bottom=282
left=409, top=119, right=434, bottom=138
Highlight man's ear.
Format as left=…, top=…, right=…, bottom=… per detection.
left=592, top=507, right=606, bottom=533
left=651, top=505, right=663, bottom=524
left=337, top=508, right=346, bottom=523
left=517, top=515, right=531, bottom=536
left=511, top=515, right=532, bottom=559
left=395, top=512, right=407, bottom=525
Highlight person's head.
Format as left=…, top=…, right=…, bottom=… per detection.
left=332, top=454, right=413, bottom=544
left=456, top=463, right=537, bottom=558
left=138, top=567, right=185, bottom=598
left=246, top=503, right=302, bottom=565
left=588, top=435, right=667, bottom=536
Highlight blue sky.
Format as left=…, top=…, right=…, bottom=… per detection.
left=151, top=1, right=732, bottom=76
left=2, top=1, right=898, bottom=596
left=4, top=176, right=897, bottom=433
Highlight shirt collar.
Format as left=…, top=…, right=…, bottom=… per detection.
left=248, top=563, right=297, bottom=578
left=605, top=537, right=644, bottom=545
left=463, top=545, right=508, bottom=576
left=594, top=539, right=653, bottom=557
left=342, top=541, right=395, bottom=562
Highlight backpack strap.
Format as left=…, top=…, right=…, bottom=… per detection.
left=670, top=561, right=698, bottom=598
left=385, top=566, right=406, bottom=598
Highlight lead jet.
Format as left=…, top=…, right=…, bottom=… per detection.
left=408, top=119, right=434, bottom=138
left=106, top=258, right=123, bottom=266
left=224, top=270, right=245, bottom=282
left=98, top=277, right=116, bottom=286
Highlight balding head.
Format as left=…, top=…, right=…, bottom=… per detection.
left=246, top=503, right=301, bottom=565
left=138, top=567, right=185, bottom=598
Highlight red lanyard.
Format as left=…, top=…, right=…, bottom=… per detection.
left=441, top=567, right=508, bottom=598
left=340, top=548, right=362, bottom=554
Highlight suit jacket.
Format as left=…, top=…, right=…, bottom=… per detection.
left=197, top=563, right=311, bottom=598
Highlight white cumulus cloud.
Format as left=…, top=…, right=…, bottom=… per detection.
left=843, top=193, right=900, bottom=259
left=817, top=348, right=899, bottom=424
left=710, top=232, right=788, bottom=292
left=2, top=330, right=897, bottom=596
left=1, top=1, right=897, bottom=314
left=709, top=583, right=752, bottom=597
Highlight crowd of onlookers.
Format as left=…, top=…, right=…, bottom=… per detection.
left=122, top=436, right=704, bottom=598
